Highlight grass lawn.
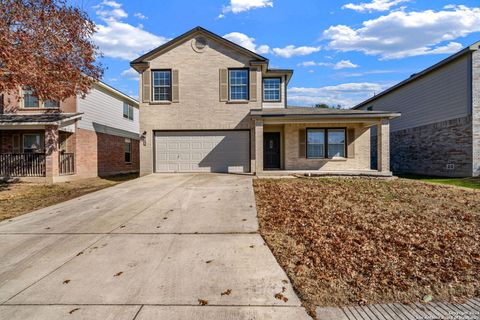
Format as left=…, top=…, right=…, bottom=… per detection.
left=254, top=178, right=480, bottom=316
left=400, top=174, right=480, bottom=189
left=0, top=174, right=138, bottom=221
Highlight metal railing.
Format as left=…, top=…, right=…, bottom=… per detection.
left=0, top=153, right=46, bottom=177
left=59, top=153, right=75, bottom=175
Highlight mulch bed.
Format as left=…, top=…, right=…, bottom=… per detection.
left=254, top=178, right=480, bottom=316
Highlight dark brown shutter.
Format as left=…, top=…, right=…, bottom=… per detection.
left=249, top=68, right=257, bottom=101
left=347, top=128, right=355, bottom=158
left=171, top=69, right=179, bottom=102
left=299, top=129, right=306, bottom=158
left=142, top=70, right=150, bottom=103
left=219, top=69, right=228, bottom=101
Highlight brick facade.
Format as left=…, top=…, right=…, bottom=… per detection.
left=75, top=128, right=140, bottom=178
left=389, top=116, right=472, bottom=177
left=281, top=123, right=371, bottom=171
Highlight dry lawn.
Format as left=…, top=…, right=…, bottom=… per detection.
left=0, top=174, right=137, bottom=221
left=254, top=177, right=480, bottom=314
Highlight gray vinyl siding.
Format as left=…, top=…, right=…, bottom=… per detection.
left=77, top=84, right=140, bottom=136
left=359, top=54, right=471, bottom=132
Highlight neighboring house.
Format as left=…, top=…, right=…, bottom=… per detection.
left=0, top=82, right=140, bottom=183
left=130, top=26, right=399, bottom=176
left=353, top=42, right=480, bottom=177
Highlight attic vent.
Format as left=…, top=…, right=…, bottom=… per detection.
left=192, top=37, right=208, bottom=53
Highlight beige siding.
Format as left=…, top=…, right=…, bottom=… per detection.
left=283, top=123, right=371, bottom=171
left=139, top=34, right=263, bottom=175
left=360, top=54, right=471, bottom=132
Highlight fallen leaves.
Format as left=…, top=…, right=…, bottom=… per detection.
left=198, top=299, right=208, bottom=306
left=113, top=271, right=123, bottom=277
left=275, top=293, right=289, bottom=302
left=62, top=279, right=70, bottom=284
left=221, top=289, right=232, bottom=296
left=69, top=308, right=80, bottom=314
left=254, top=178, right=480, bottom=312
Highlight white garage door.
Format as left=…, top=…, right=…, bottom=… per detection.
left=154, top=131, right=250, bottom=173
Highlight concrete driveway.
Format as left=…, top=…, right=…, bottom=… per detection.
left=0, top=174, right=311, bottom=319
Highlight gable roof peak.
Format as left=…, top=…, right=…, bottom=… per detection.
left=130, top=26, right=268, bottom=68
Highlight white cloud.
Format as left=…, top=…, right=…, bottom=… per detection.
left=272, top=45, right=321, bottom=58
left=134, top=12, right=147, bottom=20
left=324, top=5, right=480, bottom=60
left=343, top=0, right=410, bottom=12
left=334, top=60, right=359, bottom=69
left=121, top=68, right=139, bottom=80
left=288, top=82, right=388, bottom=107
left=298, top=60, right=358, bottom=69
left=93, top=1, right=167, bottom=60
left=223, top=32, right=271, bottom=54
left=220, top=0, right=273, bottom=17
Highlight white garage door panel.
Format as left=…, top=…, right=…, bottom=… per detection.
left=154, top=131, right=250, bottom=173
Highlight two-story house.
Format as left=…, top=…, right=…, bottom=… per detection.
left=353, top=42, right=480, bottom=177
left=130, top=27, right=400, bottom=176
left=0, top=81, right=140, bottom=183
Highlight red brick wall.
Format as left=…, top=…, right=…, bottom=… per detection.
left=75, top=128, right=139, bottom=178
left=97, top=131, right=140, bottom=176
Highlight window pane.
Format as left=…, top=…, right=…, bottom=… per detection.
left=307, top=129, right=325, bottom=158
left=152, top=71, right=171, bottom=101
left=44, top=100, right=59, bottom=108
left=328, top=129, right=345, bottom=157
left=124, top=139, right=131, bottom=162
left=229, top=69, right=248, bottom=100
left=123, top=103, right=129, bottom=118
left=128, top=106, right=134, bottom=120
left=263, top=78, right=281, bottom=101
left=23, top=89, right=39, bottom=108
left=23, top=134, right=44, bottom=153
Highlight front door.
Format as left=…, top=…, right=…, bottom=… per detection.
left=264, top=132, right=281, bottom=169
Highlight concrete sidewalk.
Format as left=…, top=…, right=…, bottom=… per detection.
left=0, top=174, right=311, bottom=319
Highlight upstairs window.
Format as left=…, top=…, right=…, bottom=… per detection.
left=23, top=88, right=39, bottom=108
left=22, top=88, right=59, bottom=109
left=152, top=70, right=171, bottom=102
left=229, top=69, right=248, bottom=100
left=123, top=102, right=134, bottom=120
left=263, top=78, right=281, bottom=102
left=44, top=100, right=59, bottom=108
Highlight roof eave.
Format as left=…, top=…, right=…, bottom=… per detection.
left=352, top=41, right=480, bottom=110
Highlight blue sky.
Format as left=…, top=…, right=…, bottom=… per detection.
left=74, top=0, right=480, bottom=108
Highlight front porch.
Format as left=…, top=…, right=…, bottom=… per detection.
left=0, top=113, right=81, bottom=182
left=251, top=108, right=401, bottom=176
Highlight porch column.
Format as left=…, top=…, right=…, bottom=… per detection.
left=376, top=120, right=390, bottom=173
left=45, top=125, right=59, bottom=182
left=255, top=120, right=264, bottom=174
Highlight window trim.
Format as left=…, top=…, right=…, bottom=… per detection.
left=262, top=77, right=282, bottom=102
left=151, top=69, right=172, bottom=102
left=306, top=127, right=347, bottom=159
left=228, top=68, right=249, bottom=101
left=20, top=88, right=59, bottom=109
left=124, top=138, right=132, bottom=164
